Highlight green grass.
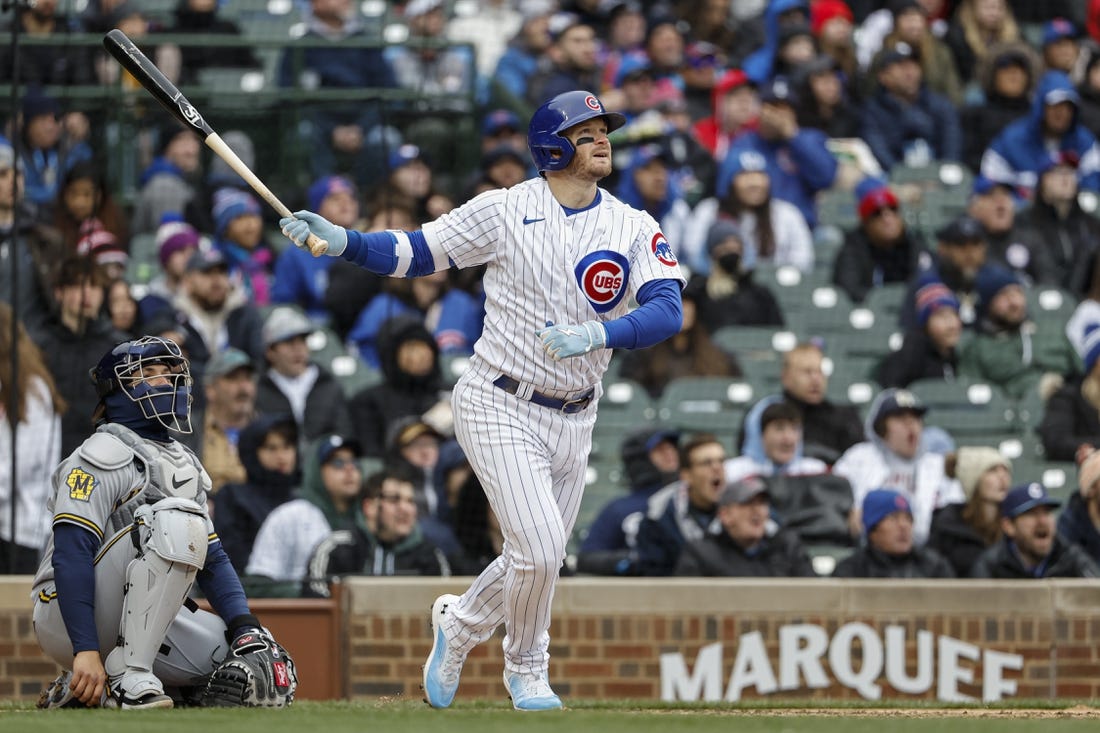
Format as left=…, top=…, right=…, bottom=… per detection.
left=1, top=700, right=1097, bottom=733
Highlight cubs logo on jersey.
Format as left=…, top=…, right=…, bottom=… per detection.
left=651, top=232, right=677, bottom=267
left=575, top=250, right=630, bottom=313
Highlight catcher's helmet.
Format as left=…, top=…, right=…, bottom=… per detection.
left=91, top=336, right=194, bottom=434
left=527, top=90, right=626, bottom=175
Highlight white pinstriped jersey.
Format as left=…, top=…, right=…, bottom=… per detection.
left=423, top=177, right=685, bottom=395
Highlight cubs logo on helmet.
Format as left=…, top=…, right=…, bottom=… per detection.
left=584, top=94, right=601, bottom=112
left=575, top=250, right=630, bottom=313
left=651, top=232, right=677, bottom=267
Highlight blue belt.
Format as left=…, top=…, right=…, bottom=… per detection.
left=492, top=376, right=593, bottom=414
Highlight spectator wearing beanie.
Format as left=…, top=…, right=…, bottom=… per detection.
left=875, top=280, right=961, bottom=388
left=833, top=388, right=964, bottom=545
left=691, top=69, right=759, bottom=162
left=139, top=217, right=201, bottom=322
left=75, top=225, right=129, bottom=282
left=211, top=188, right=273, bottom=306
left=970, top=482, right=1099, bottom=578
left=1057, top=448, right=1100, bottom=566
left=960, top=42, right=1037, bottom=174
left=271, top=175, right=359, bottom=325
left=928, top=446, right=1012, bottom=576
left=960, top=266, right=1077, bottom=399
left=1041, top=18, right=1082, bottom=77
left=810, top=0, right=857, bottom=78
left=689, top=219, right=785, bottom=332
left=832, top=488, right=955, bottom=578
left=1039, top=319, right=1100, bottom=461
left=832, top=177, right=924, bottom=304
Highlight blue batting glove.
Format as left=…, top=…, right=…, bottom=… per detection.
left=535, top=320, right=607, bottom=360
left=279, top=210, right=347, bottom=256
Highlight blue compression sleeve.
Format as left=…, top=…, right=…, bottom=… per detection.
left=197, top=541, right=251, bottom=622
left=602, top=279, right=683, bottom=350
left=342, top=229, right=442, bottom=277
left=52, top=523, right=101, bottom=653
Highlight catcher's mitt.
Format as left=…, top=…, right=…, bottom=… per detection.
left=201, top=629, right=298, bottom=707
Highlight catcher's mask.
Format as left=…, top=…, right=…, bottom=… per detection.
left=91, top=336, right=193, bottom=434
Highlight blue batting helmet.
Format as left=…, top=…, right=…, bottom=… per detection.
left=527, top=90, right=626, bottom=175
left=91, top=336, right=194, bottom=434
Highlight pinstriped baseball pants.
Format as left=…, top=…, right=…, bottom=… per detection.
left=445, top=360, right=596, bottom=677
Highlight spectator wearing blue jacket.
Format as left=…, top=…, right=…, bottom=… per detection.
left=861, top=43, right=961, bottom=173
left=742, top=0, right=811, bottom=85
left=981, top=70, right=1100, bottom=198
left=716, top=78, right=837, bottom=228
left=272, top=175, right=359, bottom=326
left=491, top=5, right=554, bottom=106
left=348, top=271, right=483, bottom=369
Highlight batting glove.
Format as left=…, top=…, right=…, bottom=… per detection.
left=279, top=210, right=347, bottom=256
left=536, top=320, right=607, bottom=360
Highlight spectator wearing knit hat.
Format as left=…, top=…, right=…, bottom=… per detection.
left=271, top=175, right=359, bottom=325
left=810, top=0, right=857, bottom=78
left=1058, top=448, right=1100, bottom=565
left=959, top=266, right=1077, bottom=399
left=875, top=279, right=961, bottom=389
left=138, top=217, right=201, bottom=323
left=833, top=388, right=965, bottom=545
left=689, top=219, right=785, bottom=332
left=53, top=161, right=128, bottom=254
left=861, top=41, right=961, bottom=172
left=832, top=177, right=924, bottom=304
left=970, top=482, right=1099, bottom=579
left=690, top=69, right=759, bottom=161
left=1015, top=151, right=1100, bottom=294
left=832, top=488, right=955, bottom=578
left=212, top=188, right=273, bottom=306
left=1038, top=319, right=1100, bottom=461
left=75, top=225, right=128, bottom=282
left=928, top=446, right=1012, bottom=576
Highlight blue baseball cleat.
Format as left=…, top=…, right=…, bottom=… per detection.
left=503, top=670, right=563, bottom=711
left=422, top=594, right=464, bottom=708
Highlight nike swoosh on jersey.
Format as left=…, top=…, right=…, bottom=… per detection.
left=523, top=216, right=545, bottom=225
left=171, top=475, right=193, bottom=490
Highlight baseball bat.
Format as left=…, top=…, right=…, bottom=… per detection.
left=102, top=29, right=329, bottom=256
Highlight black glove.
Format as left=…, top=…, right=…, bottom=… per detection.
left=201, top=627, right=298, bottom=707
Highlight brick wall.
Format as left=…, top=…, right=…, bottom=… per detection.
left=3, top=577, right=1099, bottom=703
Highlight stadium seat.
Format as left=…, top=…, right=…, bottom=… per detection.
left=329, top=353, right=382, bottom=397
left=125, top=233, right=160, bottom=285
left=1026, top=286, right=1078, bottom=329
left=792, top=286, right=856, bottom=339
left=306, top=325, right=349, bottom=366
left=439, top=354, right=471, bottom=388
left=908, top=378, right=1017, bottom=443
left=713, top=326, right=798, bottom=396
left=656, top=377, right=755, bottom=449
left=816, top=188, right=859, bottom=231
left=888, top=160, right=973, bottom=192
left=594, top=378, right=657, bottom=436
left=861, top=282, right=909, bottom=323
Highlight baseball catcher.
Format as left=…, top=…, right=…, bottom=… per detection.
left=31, top=336, right=297, bottom=709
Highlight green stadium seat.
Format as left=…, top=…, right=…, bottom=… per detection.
left=816, top=188, right=859, bottom=230
left=656, top=377, right=756, bottom=450
left=792, top=286, right=856, bottom=339
left=888, top=160, right=974, bottom=192
left=862, top=282, right=909, bottom=322
left=595, top=378, right=657, bottom=435
left=305, top=325, right=348, bottom=365
left=439, top=354, right=471, bottom=388
left=125, top=233, right=159, bottom=285
left=1026, top=286, right=1078, bottom=328
left=908, top=378, right=1017, bottom=442
left=329, top=353, right=382, bottom=397
left=713, top=326, right=799, bottom=397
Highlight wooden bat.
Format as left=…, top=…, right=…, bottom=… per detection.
left=102, top=29, right=329, bottom=256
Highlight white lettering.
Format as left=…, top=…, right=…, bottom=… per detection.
left=982, top=649, right=1024, bottom=702
left=829, top=623, right=883, bottom=699
left=778, top=624, right=829, bottom=691
left=725, top=631, right=778, bottom=701
left=937, top=636, right=980, bottom=702
left=659, top=642, right=722, bottom=702
left=884, top=626, right=934, bottom=695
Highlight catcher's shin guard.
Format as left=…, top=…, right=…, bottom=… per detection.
left=105, top=499, right=207, bottom=709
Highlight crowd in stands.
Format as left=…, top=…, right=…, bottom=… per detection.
left=3, top=0, right=1100, bottom=587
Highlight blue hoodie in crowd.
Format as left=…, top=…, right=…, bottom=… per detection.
left=982, top=71, right=1100, bottom=194
left=741, top=0, right=810, bottom=85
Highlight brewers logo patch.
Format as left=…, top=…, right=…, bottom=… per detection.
left=575, top=250, right=630, bottom=313
left=66, top=468, right=97, bottom=502
left=651, top=232, right=677, bottom=266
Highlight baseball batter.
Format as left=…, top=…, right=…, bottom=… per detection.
left=282, top=90, right=684, bottom=710
left=31, top=336, right=296, bottom=709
